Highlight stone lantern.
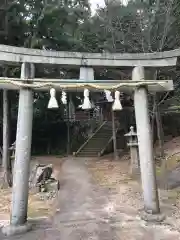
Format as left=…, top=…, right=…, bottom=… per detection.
left=125, top=126, right=140, bottom=176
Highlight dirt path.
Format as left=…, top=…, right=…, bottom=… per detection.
left=1, top=157, right=180, bottom=239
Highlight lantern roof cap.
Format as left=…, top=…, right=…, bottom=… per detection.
left=124, top=126, right=137, bottom=137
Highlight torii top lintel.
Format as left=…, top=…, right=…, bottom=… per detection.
left=0, top=44, right=179, bottom=67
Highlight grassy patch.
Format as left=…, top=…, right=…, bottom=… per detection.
left=28, top=193, right=55, bottom=218
left=0, top=188, right=56, bottom=219
left=156, top=166, right=162, bottom=176
left=166, top=155, right=180, bottom=170
left=87, top=160, right=133, bottom=189
left=156, top=154, right=180, bottom=177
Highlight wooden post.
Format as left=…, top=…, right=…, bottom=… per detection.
left=2, top=89, right=12, bottom=187
left=112, top=110, right=118, bottom=160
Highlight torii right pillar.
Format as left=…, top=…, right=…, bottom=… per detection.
left=133, top=66, right=165, bottom=221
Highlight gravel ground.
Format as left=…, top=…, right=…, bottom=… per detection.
left=1, top=155, right=180, bottom=239
left=86, top=155, right=180, bottom=236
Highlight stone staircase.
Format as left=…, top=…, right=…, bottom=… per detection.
left=74, top=121, right=114, bottom=157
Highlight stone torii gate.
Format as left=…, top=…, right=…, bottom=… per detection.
left=0, top=45, right=176, bottom=235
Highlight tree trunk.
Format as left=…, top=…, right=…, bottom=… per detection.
left=66, top=102, right=70, bottom=156
left=148, top=69, right=164, bottom=158
left=2, top=89, right=12, bottom=187
left=151, top=106, right=155, bottom=145
left=0, top=147, right=2, bottom=165
left=154, top=95, right=164, bottom=158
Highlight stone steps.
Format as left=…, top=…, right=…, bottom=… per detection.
left=76, top=122, right=113, bottom=157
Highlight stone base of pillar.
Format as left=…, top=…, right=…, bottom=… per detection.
left=139, top=209, right=165, bottom=222
left=2, top=222, right=32, bottom=236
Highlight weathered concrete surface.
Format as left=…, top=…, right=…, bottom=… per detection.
left=9, top=63, right=34, bottom=227
left=1, top=158, right=180, bottom=239
left=0, top=44, right=177, bottom=66
left=134, top=66, right=160, bottom=214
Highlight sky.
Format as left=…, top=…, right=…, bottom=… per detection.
left=90, top=0, right=128, bottom=10
left=90, top=0, right=105, bottom=10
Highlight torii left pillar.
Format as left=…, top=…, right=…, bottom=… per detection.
left=2, top=62, right=35, bottom=236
